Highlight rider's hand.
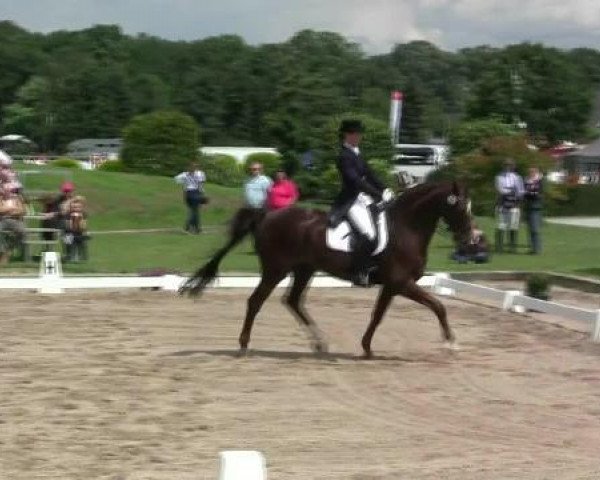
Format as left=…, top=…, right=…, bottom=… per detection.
left=382, top=188, right=394, bottom=203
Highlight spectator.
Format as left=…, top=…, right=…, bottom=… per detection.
left=63, top=195, right=90, bottom=262
left=0, top=182, right=25, bottom=264
left=523, top=166, right=544, bottom=255
left=244, top=162, right=272, bottom=209
left=494, top=158, right=524, bottom=253
left=0, top=164, right=22, bottom=193
left=451, top=222, right=490, bottom=264
left=174, top=162, right=206, bottom=234
left=40, top=182, right=76, bottom=250
left=266, top=169, right=299, bottom=210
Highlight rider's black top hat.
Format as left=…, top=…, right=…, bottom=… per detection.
left=339, top=119, right=364, bottom=134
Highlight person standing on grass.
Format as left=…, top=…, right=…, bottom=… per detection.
left=266, top=169, right=299, bottom=210
left=244, top=162, right=272, bottom=210
left=175, top=162, right=206, bottom=234
left=523, top=166, right=544, bottom=255
left=494, top=158, right=524, bottom=253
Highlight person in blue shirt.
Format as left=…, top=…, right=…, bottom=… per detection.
left=244, top=162, right=273, bottom=209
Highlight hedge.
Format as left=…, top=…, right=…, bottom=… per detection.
left=201, top=154, right=245, bottom=187
left=546, top=184, right=600, bottom=216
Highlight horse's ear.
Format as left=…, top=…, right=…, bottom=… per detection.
left=452, top=180, right=460, bottom=196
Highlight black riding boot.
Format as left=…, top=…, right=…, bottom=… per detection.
left=350, top=235, right=375, bottom=287
left=495, top=229, right=504, bottom=253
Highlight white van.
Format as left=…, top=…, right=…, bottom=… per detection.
left=391, top=144, right=449, bottom=183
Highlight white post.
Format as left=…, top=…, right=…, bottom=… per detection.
left=503, top=290, right=525, bottom=313
left=38, top=251, right=63, bottom=294
left=592, top=310, right=600, bottom=343
left=219, top=451, right=266, bottom=480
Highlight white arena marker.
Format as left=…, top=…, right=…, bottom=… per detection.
left=219, top=450, right=266, bottom=480
left=505, top=290, right=525, bottom=313
left=38, top=251, right=63, bottom=294
left=433, top=272, right=454, bottom=296
left=593, top=310, right=600, bottom=343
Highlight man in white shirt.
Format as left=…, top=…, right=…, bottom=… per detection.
left=244, top=162, right=272, bottom=209
left=175, top=162, right=206, bottom=234
left=494, top=158, right=524, bottom=253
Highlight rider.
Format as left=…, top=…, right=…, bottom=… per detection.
left=333, top=119, right=394, bottom=287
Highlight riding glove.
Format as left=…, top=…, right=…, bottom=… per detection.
left=382, top=188, right=394, bottom=203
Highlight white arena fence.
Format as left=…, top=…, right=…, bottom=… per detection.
left=0, top=252, right=598, bottom=342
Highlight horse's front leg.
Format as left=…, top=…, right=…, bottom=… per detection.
left=283, top=267, right=328, bottom=354
left=361, top=286, right=394, bottom=358
left=400, top=280, right=456, bottom=347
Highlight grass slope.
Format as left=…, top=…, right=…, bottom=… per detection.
left=6, top=165, right=600, bottom=278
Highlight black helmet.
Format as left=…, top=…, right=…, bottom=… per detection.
left=339, top=119, right=364, bottom=134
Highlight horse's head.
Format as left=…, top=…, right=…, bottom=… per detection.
left=441, top=181, right=473, bottom=249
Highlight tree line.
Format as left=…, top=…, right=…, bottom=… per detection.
left=1, top=20, right=600, bottom=158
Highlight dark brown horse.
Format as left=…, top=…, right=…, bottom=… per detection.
left=180, top=181, right=472, bottom=357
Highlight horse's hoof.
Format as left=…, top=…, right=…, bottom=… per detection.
left=443, top=341, right=460, bottom=352
left=361, top=351, right=373, bottom=360
left=237, top=347, right=248, bottom=357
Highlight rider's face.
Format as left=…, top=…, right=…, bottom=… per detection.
left=345, top=132, right=362, bottom=147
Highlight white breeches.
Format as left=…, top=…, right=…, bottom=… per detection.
left=496, top=207, right=520, bottom=230
left=347, top=194, right=377, bottom=241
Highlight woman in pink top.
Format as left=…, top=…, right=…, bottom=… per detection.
left=267, top=169, right=299, bottom=210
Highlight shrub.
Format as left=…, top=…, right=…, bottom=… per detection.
left=244, top=152, right=282, bottom=178
left=97, top=160, right=125, bottom=172
left=121, top=110, right=200, bottom=176
left=201, top=154, right=245, bottom=187
left=50, top=157, right=81, bottom=169
left=526, top=273, right=552, bottom=300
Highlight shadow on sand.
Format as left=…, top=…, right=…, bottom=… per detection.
left=165, top=348, right=449, bottom=364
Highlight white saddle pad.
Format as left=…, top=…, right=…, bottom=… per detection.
left=326, top=210, right=389, bottom=255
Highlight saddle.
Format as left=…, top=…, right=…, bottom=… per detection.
left=326, top=195, right=390, bottom=255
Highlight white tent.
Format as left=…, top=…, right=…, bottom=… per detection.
left=0, top=134, right=32, bottom=143
left=0, top=149, right=13, bottom=165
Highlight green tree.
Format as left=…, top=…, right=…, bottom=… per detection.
left=449, top=117, right=518, bottom=156
left=431, top=135, right=560, bottom=216
left=399, top=77, right=428, bottom=143
left=121, top=110, right=200, bottom=176
left=466, top=43, right=593, bottom=142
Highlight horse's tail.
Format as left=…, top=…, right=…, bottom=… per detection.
left=179, top=207, right=266, bottom=297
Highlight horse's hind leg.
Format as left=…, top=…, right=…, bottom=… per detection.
left=284, top=266, right=328, bottom=353
left=361, top=286, right=393, bottom=358
left=239, top=271, right=285, bottom=353
left=400, top=280, right=455, bottom=345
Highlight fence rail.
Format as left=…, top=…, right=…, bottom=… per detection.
left=435, top=276, right=600, bottom=342
left=0, top=267, right=598, bottom=342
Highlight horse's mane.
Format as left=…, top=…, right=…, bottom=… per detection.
left=392, top=181, right=452, bottom=213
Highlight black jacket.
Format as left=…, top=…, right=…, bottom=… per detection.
left=524, top=176, right=543, bottom=210
left=333, top=145, right=385, bottom=209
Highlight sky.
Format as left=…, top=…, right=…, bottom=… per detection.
left=2, top=0, right=600, bottom=53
